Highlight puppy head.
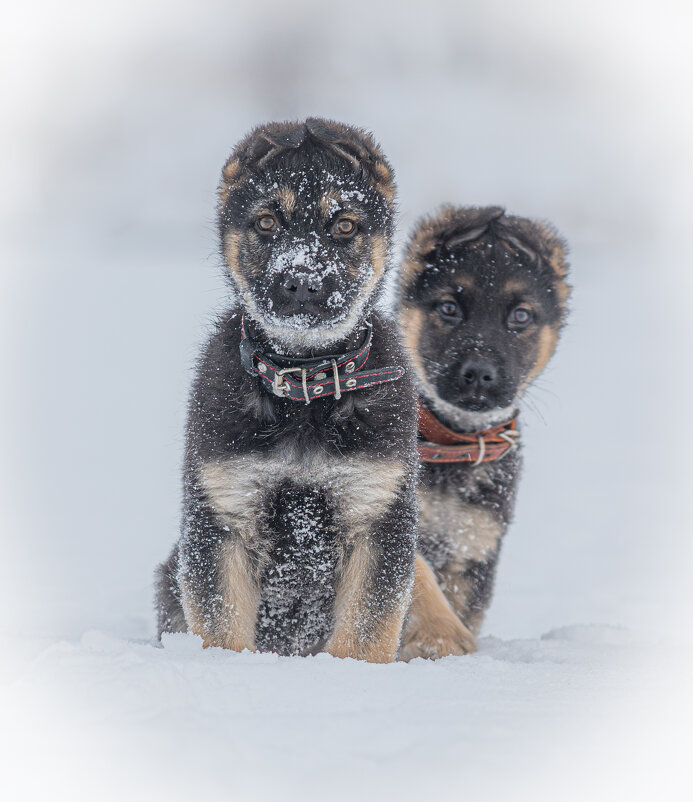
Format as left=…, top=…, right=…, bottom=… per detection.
left=398, top=206, right=570, bottom=430
left=217, top=118, right=396, bottom=351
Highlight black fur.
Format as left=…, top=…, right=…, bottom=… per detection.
left=398, top=206, right=570, bottom=659
left=155, top=119, right=417, bottom=662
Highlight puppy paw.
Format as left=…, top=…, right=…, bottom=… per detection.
left=399, top=615, right=476, bottom=661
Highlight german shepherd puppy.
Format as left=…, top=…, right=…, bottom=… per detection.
left=396, top=206, right=570, bottom=660
left=155, top=118, right=419, bottom=663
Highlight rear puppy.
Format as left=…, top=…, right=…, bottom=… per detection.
left=396, top=206, right=570, bottom=659
left=155, top=118, right=418, bottom=663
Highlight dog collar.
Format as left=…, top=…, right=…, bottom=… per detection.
left=239, top=318, right=405, bottom=404
left=418, top=404, right=519, bottom=464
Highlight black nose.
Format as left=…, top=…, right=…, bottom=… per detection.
left=281, top=276, right=320, bottom=304
left=459, top=358, right=498, bottom=391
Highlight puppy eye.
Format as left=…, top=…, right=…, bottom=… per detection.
left=507, top=306, right=533, bottom=329
left=255, top=214, right=278, bottom=233
left=437, top=299, right=460, bottom=319
left=332, top=218, right=357, bottom=237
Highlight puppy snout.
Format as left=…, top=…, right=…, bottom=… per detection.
left=459, top=358, right=498, bottom=391
left=281, top=275, right=320, bottom=305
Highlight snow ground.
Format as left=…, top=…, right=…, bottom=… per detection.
left=2, top=1, right=693, bottom=799
left=4, top=627, right=691, bottom=802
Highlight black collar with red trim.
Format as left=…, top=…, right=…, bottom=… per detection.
left=239, top=319, right=405, bottom=404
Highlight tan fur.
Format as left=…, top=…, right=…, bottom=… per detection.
left=276, top=186, right=296, bottom=219
left=503, top=278, right=531, bottom=294
left=524, top=324, right=559, bottom=386
left=452, top=274, right=476, bottom=291
left=366, top=231, right=388, bottom=282
left=398, top=305, right=427, bottom=391
left=418, top=487, right=504, bottom=566
left=326, top=538, right=370, bottom=658
left=436, top=569, right=476, bottom=628
left=223, top=229, right=251, bottom=286
left=533, top=222, right=571, bottom=309
left=327, top=539, right=410, bottom=663
left=319, top=188, right=342, bottom=218
left=400, top=555, right=476, bottom=661
left=344, top=229, right=388, bottom=282
left=399, top=251, right=429, bottom=295
left=326, top=611, right=406, bottom=663
left=218, top=159, right=243, bottom=206
left=373, top=161, right=395, bottom=205
left=199, top=459, right=267, bottom=547
left=181, top=539, right=259, bottom=652
left=335, top=458, right=407, bottom=541
left=215, top=539, right=260, bottom=651
left=535, top=222, right=569, bottom=277
left=200, top=453, right=406, bottom=545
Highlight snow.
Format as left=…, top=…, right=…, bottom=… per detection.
left=0, top=628, right=670, bottom=801
left=2, top=1, right=693, bottom=800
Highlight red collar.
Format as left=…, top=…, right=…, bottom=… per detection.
left=417, top=404, right=519, bottom=464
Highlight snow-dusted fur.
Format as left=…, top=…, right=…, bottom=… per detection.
left=155, top=119, right=419, bottom=662
left=397, top=206, right=570, bottom=659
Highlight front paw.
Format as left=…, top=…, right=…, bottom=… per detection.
left=325, top=634, right=398, bottom=664
left=399, top=615, right=476, bottom=661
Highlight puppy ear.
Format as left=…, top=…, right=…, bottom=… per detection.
left=498, top=216, right=569, bottom=279
left=398, top=206, right=508, bottom=298
left=305, top=117, right=395, bottom=202
left=218, top=122, right=308, bottom=207
left=245, top=133, right=287, bottom=167
left=441, top=207, right=505, bottom=250
left=239, top=124, right=307, bottom=168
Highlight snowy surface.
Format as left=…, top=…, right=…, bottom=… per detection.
left=2, top=1, right=693, bottom=799
left=4, top=627, right=691, bottom=802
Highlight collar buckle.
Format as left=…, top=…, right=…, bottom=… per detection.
left=240, top=316, right=404, bottom=403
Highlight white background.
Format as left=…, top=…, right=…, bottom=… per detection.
left=1, top=1, right=692, bottom=799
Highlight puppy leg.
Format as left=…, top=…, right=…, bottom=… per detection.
left=178, top=495, right=261, bottom=652
left=154, top=546, right=188, bottom=638
left=438, top=550, right=500, bottom=637
left=326, top=491, right=416, bottom=664
left=399, top=554, right=476, bottom=661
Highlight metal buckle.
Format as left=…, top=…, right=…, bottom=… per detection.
left=273, top=366, right=312, bottom=404
left=272, top=372, right=291, bottom=397
left=331, top=359, right=341, bottom=399
left=495, top=429, right=520, bottom=461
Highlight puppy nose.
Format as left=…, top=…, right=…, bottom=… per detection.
left=281, top=275, right=319, bottom=304
left=460, top=358, right=498, bottom=390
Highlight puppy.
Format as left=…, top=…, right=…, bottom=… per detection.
left=396, top=206, right=570, bottom=660
left=155, top=118, right=419, bottom=663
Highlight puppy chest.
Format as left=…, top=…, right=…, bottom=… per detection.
left=199, top=455, right=407, bottom=655
left=199, top=453, right=407, bottom=539
left=417, top=485, right=504, bottom=569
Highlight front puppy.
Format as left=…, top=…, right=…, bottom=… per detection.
left=155, top=119, right=418, bottom=663
left=397, top=206, right=570, bottom=660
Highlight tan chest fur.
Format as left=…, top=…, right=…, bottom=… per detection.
left=417, top=484, right=504, bottom=570
left=199, top=449, right=408, bottom=551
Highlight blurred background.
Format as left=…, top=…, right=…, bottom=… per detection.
left=1, top=0, right=691, bottom=645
